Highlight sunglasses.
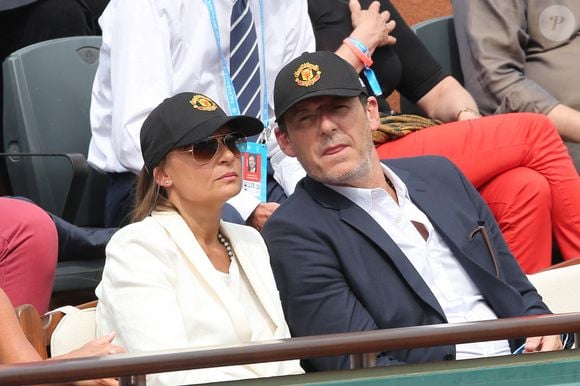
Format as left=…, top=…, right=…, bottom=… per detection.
left=177, top=132, right=247, bottom=165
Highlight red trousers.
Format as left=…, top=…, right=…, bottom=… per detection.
left=376, top=113, right=580, bottom=274
left=0, top=197, right=57, bottom=313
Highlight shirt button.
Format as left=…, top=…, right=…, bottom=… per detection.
left=395, top=216, right=402, bottom=223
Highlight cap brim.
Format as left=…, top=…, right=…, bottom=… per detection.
left=275, top=87, right=365, bottom=122
left=225, top=115, right=264, bottom=137
left=173, top=115, right=264, bottom=149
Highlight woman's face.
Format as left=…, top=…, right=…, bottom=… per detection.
left=155, top=127, right=243, bottom=208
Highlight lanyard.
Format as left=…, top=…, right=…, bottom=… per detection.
left=205, top=0, right=269, bottom=131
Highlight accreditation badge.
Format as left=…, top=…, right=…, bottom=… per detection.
left=241, top=142, right=268, bottom=202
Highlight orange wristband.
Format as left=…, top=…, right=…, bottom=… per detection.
left=343, top=38, right=373, bottom=67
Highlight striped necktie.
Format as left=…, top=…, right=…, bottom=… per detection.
left=229, top=0, right=261, bottom=119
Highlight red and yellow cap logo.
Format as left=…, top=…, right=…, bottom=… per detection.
left=294, top=62, right=321, bottom=87
left=189, top=94, right=218, bottom=111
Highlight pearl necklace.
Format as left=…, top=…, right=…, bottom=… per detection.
left=217, top=233, right=234, bottom=260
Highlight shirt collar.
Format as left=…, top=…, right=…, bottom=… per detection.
left=325, top=164, right=410, bottom=211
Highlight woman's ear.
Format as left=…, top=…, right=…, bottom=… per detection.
left=153, top=165, right=172, bottom=187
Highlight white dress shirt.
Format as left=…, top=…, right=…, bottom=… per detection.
left=89, top=0, right=315, bottom=217
left=327, top=165, right=511, bottom=359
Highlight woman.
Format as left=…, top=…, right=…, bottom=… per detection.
left=95, top=93, right=303, bottom=385
left=309, top=0, right=580, bottom=274
left=0, top=288, right=122, bottom=385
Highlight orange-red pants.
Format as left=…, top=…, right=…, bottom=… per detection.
left=376, top=113, right=580, bottom=274
left=0, top=197, right=57, bottom=313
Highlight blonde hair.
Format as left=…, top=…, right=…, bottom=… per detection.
left=131, top=161, right=176, bottom=223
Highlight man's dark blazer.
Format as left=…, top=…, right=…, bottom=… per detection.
left=263, top=156, right=550, bottom=372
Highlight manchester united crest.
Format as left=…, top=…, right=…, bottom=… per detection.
left=189, top=95, right=218, bottom=111
left=294, top=62, right=321, bottom=87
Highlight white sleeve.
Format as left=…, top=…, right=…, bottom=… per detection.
left=283, top=0, right=317, bottom=64
left=269, top=139, right=306, bottom=196
left=108, top=0, right=176, bottom=173
left=266, top=0, right=315, bottom=196
left=227, top=189, right=261, bottom=220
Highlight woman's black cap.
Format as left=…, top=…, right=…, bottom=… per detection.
left=140, top=92, right=264, bottom=172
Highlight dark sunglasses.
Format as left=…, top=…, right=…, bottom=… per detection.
left=178, top=132, right=247, bottom=165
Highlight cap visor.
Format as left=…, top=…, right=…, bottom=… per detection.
left=276, top=88, right=364, bottom=122
left=225, top=115, right=264, bottom=138
left=173, top=115, right=264, bottom=149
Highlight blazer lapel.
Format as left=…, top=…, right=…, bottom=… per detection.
left=395, top=166, right=495, bottom=275
left=220, top=222, right=282, bottom=333
left=151, top=211, right=253, bottom=342
left=304, top=177, right=446, bottom=319
left=399, top=171, right=468, bottom=250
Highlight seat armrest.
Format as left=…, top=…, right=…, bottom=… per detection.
left=0, top=152, right=89, bottom=221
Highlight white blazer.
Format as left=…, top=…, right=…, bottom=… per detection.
left=96, top=210, right=303, bottom=385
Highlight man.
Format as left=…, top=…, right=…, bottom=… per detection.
left=262, top=51, right=562, bottom=372
left=452, top=0, right=580, bottom=170
left=309, top=0, right=580, bottom=274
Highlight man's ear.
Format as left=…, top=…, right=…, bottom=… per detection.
left=275, top=126, right=297, bottom=157
left=366, top=96, right=381, bottom=131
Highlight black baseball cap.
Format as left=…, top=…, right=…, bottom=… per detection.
left=140, top=92, right=263, bottom=172
left=274, top=51, right=368, bottom=121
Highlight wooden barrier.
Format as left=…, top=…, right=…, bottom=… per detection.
left=1, top=313, right=579, bottom=385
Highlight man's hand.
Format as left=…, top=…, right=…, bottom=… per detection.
left=349, top=0, right=397, bottom=54
left=523, top=335, right=563, bottom=353
left=247, top=202, right=280, bottom=231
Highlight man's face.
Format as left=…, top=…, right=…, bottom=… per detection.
left=276, top=95, right=380, bottom=187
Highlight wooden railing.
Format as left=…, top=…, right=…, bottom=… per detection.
left=1, top=313, right=580, bottom=386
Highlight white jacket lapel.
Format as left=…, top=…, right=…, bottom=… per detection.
left=220, top=222, right=282, bottom=334
left=151, top=211, right=253, bottom=342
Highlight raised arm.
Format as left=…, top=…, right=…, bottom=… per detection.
left=335, top=0, right=397, bottom=73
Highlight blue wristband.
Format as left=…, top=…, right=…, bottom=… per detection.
left=347, top=37, right=369, bottom=54
left=347, top=37, right=383, bottom=97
